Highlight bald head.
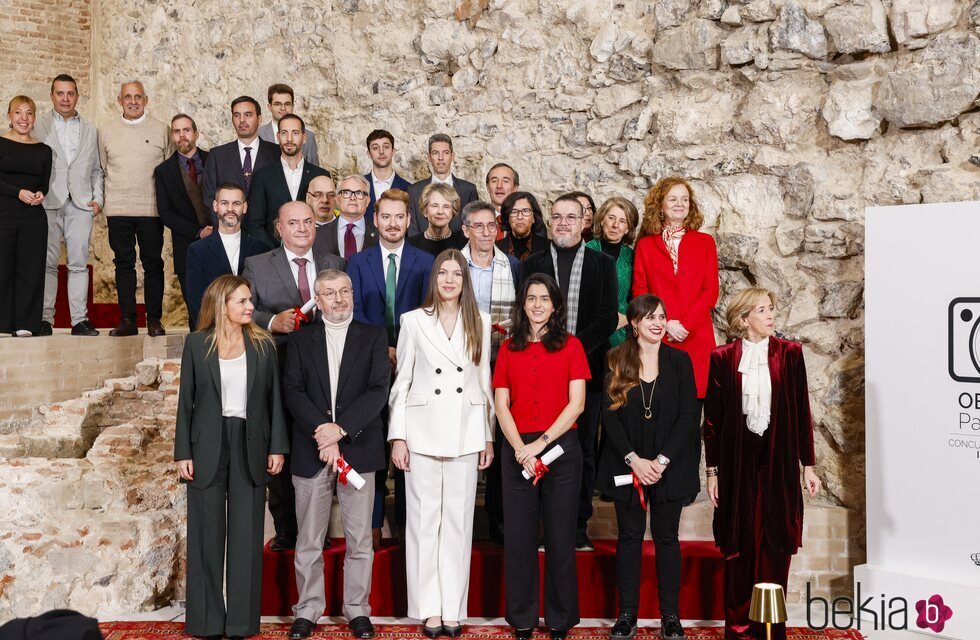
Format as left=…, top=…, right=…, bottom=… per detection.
left=306, top=175, right=337, bottom=223
left=276, top=201, right=316, bottom=254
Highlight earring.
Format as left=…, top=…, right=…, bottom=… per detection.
left=632, top=325, right=638, bottom=337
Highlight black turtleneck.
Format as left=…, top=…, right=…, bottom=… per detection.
left=553, top=240, right=582, bottom=298
left=599, top=237, right=622, bottom=260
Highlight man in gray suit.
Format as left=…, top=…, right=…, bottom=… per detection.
left=406, top=133, right=478, bottom=236
left=33, top=74, right=103, bottom=336
left=258, top=83, right=320, bottom=166
left=242, top=200, right=345, bottom=552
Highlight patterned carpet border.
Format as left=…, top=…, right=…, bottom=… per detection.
left=98, top=621, right=866, bottom=639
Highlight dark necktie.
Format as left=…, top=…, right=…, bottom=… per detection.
left=187, top=156, right=198, bottom=184
left=243, top=146, right=253, bottom=191
left=385, top=253, right=397, bottom=343
left=344, top=223, right=357, bottom=259
left=293, top=257, right=311, bottom=303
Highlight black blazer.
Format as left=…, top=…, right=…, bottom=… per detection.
left=154, top=150, right=210, bottom=273
left=283, top=320, right=390, bottom=477
left=174, top=331, right=289, bottom=489
left=245, top=160, right=331, bottom=248
left=312, top=215, right=379, bottom=260
left=406, top=175, right=479, bottom=235
left=521, top=244, right=619, bottom=389
left=596, top=345, right=700, bottom=505
left=202, top=138, right=279, bottom=207
left=185, top=231, right=271, bottom=323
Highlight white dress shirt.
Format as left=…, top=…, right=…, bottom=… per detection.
left=52, top=111, right=81, bottom=163
left=218, top=352, right=248, bottom=419
left=219, top=230, right=242, bottom=275
left=336, top=216, right=367, bottom=258
left=283, top=246, right=316, bottom=298
left=238, top=138, right=258, bottom=168
left=380, top=241, right=405, bottom=285
left=282, top=157, right=305, bottom=200
left=371, top=171, right=394, bottom=199
left=431, top=173, right=454, bottom=187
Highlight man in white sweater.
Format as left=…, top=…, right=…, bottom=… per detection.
left=98, top=80, right=173, bottom=337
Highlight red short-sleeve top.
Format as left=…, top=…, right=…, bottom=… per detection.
left=492, top=336, right=592, bottom=433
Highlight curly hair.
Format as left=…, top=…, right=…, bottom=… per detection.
left=637, top=176, right=704, bottom=240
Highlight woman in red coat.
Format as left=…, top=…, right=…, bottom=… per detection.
left=631, top=177, right=718, bottom=399
left=703, top=288, right=821, bottom=640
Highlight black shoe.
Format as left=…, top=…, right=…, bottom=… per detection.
left=71, top=320, right=100, bottom=336
left=610, top=613, right=638, bottom=640
left=37, top=321, right=53, bottom=336
left=147, top=320, right=166, bottom=337
left=549, top=629, right=567, bottom=640
left=575, top=532, right=594, bottom=552
left=423, top=623, right=444, bottom=638
left=442, top=624, right=463, bottom=637
left=349, top=616, right=375, bottom=639
left=514, top=628, right=533, bottom=640
left=660, top=614, right=684, bottom=640
left=109, top=318, right=138, bottom=337
left=269, top=534, right=296, bottom=552
left=488, top=520, right=505, bottom=545
left=289, top=617, right=316, bottom=639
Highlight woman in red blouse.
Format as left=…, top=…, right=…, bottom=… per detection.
left=631, top=177, right=719, bottom=400
left=493, top=273, right=590, bottom=640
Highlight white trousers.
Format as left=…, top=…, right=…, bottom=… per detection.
left=404, top=451, right=479, bottom=622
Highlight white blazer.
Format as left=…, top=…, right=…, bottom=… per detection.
left=388, top=308, right=494, bottom=457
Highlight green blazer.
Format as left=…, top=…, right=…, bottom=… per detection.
left=174, top=331, right=289, bottom=488
left=586, top=238, right=634, bottom=347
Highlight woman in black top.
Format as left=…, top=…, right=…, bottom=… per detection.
left=0, top=96, right=52, bottom=337
left=407, top=183, right=467, bottom=255
left=497, top=191, right=548, bottom=260
left=597, top=294, right=700, bottom=640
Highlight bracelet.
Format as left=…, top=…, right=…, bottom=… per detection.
left=705, top=468, right=718, bottom=477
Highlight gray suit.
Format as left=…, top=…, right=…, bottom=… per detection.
left=33, top=110, right=104, bottom=326
left=258, top=121, right=320, bottom=166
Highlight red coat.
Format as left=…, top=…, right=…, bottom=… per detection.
left=703, top=337, right=816, bottom=556
left=631, top=230, right=719, bottom=397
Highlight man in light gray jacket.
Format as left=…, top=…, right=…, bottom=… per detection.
left=33, top=73, right=104, bottom=336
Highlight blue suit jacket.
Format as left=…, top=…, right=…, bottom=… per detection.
left=365, top=172, right=412, bottom=217
left=347, top=242, right=434, bottom=345
left=185, top=231, right=271, bottom=323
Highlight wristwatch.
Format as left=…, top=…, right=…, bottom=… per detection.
left=541, top=434, right=551, bottom=444
left=624, top=452, right=637, bottom=466
left=338, top=426, right=348, bottom=439
left=657, top=454, right=670, bottom=466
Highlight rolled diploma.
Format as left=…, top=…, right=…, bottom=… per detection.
left=300, top=297, right=317, bottom=315
left=337, top=460, right=366, bottom=490
left=614, top=473, right=634, bottom=487
left=522, top=444, right=565, bottom=480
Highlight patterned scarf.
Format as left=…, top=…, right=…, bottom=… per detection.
left=461, top=244, right=516, bottom=362
left=662, top=224, right=685, bottom=274
left=550, top=243, right=585, bottom=335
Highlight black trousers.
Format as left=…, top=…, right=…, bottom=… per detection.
left=185, top=418, right=265, bottom=637
left=268, top=345, right=297, bottom=539
left=172, top=232, right=195, bottom=330
left=107, top=216, right=164, bottom=322
left=576, top=389, right=602, bottom=536
left=0, top=208, right=46, bottom=333
left=176, top=271, right=195, bottom=331
left=483, top=422, right=505, bottom=527
left=502, top=430, right=582, bottom=631
left=614, top=496, right=685, bottom=617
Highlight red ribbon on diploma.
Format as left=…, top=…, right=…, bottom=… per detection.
left=532, top=459, right=549, bottom=486
left=632, top=473, right=647, bottom=511
left=491, top=323, right=507, bottom=335
left=293, top=307, right=309, bottom=331
left=336, top=454, right=352, bottom=486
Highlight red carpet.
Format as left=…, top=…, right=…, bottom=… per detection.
left=262, top=540, right=725, bottom=620
left=51, top=264, right=148, bottom=328
left=98, top=621, right=865, bottom=639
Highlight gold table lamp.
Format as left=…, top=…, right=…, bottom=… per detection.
left=749, top=582, right=787, bottom=640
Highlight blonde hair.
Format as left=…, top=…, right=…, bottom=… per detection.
left=419, top=183, right=461, bottom=218
left=593, top=196, right=640, bottom=245
left=7, top=95, right=36, bottom=114
left=725, top=287, right=777, bottom=339
left=198, top=275, right=274, bottom=355
left=638, top=176, right=704, bottom=240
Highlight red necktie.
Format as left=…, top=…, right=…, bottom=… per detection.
left=293, top=257, right=311, bottom=303
left=187, top=157, right=198, bottom=184
left=344, top=223, right=357, bottom=259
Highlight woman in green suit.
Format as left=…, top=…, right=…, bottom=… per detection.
left=175, top=274, right=289, bottom=639
left=585, top=197, right=640, bottom=347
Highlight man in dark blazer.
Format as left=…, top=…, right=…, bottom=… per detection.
left=520, top=193, right=618, bottom=552
left=313, top=174, right=379, bottom=260
left=246, top=114, right=330, bottom=248
left=202, top=95, right=279, bottom=210
left=364, top=129, right=411, bottom=217
left=283, top=269, right=389, bottom=640
left=185, top=183, right=270, bottom=324
left=242, top=201, right=345, bottom=551
left=346, top=188, right=433, bottom=548
left=154, top=114, right=211, bottom=329
left=407, top=133, right=478, bottom=235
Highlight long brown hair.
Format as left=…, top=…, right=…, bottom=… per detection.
left=607, top=294, right=666, bottom=410
left=637, top=176, right=704, bottom=240
left=197, top=274, right=274, bottom=356
left=421, top=249, right=483, bottom=365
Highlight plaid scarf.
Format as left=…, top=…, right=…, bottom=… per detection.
left=551, top=243, right=585, bottom=335
left=462, top=244, right=516, bottom=362
left=662, top=224, right=685, bottom=273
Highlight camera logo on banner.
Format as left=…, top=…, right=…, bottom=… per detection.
left=948, top=298, right=980, bottom=382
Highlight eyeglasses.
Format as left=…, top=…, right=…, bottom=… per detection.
left=338, top=189, right=368, bottom=200
left=550, top=214, right=583, bottom=224
left=309, top=191, right=335, bottom=200
left=510, top=208, right=534, bottom=218
left=316, top=288, right=353, bottom=300
left=466, top=222, right=499, bottom=234
left=271, top=101, right=293, bottom=109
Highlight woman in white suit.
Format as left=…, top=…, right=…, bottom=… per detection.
left=389, top=248, right=495, bottom=638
